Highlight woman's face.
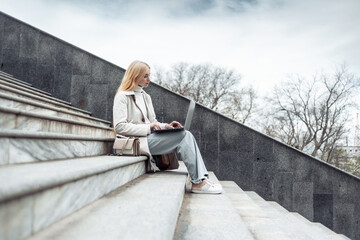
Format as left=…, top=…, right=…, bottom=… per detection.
left=138, top=68, right=150, bottom=88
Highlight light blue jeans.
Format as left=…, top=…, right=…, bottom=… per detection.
left=147, top=130, right=208, bottom=184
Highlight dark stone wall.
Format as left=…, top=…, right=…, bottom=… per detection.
left=0, top=11, right=125, bottom=121
left=1, top=11, right=360, bottom=239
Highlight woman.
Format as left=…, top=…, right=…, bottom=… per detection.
left=113, top=60, right=222, bottom=194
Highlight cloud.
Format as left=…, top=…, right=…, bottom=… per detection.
left=0, top=0, right=359, bottom=93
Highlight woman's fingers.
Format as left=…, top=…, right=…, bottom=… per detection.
left=171, top=121, right=183, bottom=128
left=150, top=122, right=162, bottom=130
left=165, top=123, right=174, bottom=129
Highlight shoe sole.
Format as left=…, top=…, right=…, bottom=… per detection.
left=191, top=189, right=223, bottom=194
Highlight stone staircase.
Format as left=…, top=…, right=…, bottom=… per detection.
left=0, top=71, right=147, bottom=240
left=0, top=71, right=351, bottom=239
left=222, top=181, right=350, bottom=240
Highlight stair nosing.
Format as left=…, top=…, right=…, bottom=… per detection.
left=0, top=129, right=114, bottom=141
left=0, top=78, right=70, bottom=105
left=0, top=72, right=32, bottom=86
left=0, top=105, right=112, bottom=130
left=0, top=92, right=111, bottom=124
left=0, top=155, right=147, bottom=203
left=0, top=71, right=15, bottom=79
left=244, top=190, right=338, bottom=239
left=0, top=84, right=92, bottom=116
left=0, top=75, right=51, bottom=96
left=222, top=181, right=326, bottom=240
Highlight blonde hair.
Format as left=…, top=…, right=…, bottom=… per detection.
left=116, top=60, right=150, bottom=94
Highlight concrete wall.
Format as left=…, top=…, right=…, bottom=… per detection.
left=1, top=11, right=360, bottom=239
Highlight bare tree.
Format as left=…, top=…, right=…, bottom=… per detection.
left=153, top=62, right=256, bottom=124
left=220, top=87, right=256, bottom=124
left=264, top=65, right=359, bottom=163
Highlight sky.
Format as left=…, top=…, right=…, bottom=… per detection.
left=1, top=0, right=360, bottom=134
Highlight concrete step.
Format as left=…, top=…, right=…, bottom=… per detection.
left=245, top=191, right=348, bottom=240
left=0, top=105, right=113, bottom=138
left=0, top=92, right=111, bottom=127
left=174, top=173, right=254, bottom=240
left=0, top=83, right=91, bottom=116
left=0, top=71, right=32, bottom=87
left=0, top=129, right=114, bottom=165
left=221, top=181, right=311, bottom=240
left=268, top=202, right=349, bottom=239
left=0, top=74, right=51, bottom=96
left=0, top=78, right=70, bottom=105
left=27, top=162, right=188, bottom=240
left=289, top=213, right=350, bottom=240
left=0, top=155, right=148, bottom=240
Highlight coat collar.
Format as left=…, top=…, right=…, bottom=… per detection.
left=122, top=91, right=135, bottom=96
left=122, top=87, right=145, bottom=96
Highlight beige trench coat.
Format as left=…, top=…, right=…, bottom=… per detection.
left=113, top=89, right=167, bottom=172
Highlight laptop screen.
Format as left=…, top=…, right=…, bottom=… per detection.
left=184, top=100, right=195, bottom=130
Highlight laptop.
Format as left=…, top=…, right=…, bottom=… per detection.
left=154, top=100, right=195, bottom=133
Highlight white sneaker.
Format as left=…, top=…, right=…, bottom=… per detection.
left=191, top=179, right=223, bottom=194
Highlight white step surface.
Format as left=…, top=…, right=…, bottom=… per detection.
left=221, top=181, right=310, bottom=240
left=0, top=105, right=113, bottom=137
left=0, top=71, right=15, bottom=78
left=266, top=200, right=345, bottom=238
left=289, top=212, right=350, bottom=240
left=0, top=83, right=91, bottom=116
left=244, top=189, right=348, bottom=240
left=27, top=162, right=188, bottom=240
left=0, top=74, right=50, bottom=96
left=0, top=129, right=114, bottom=165
left=0, top=155, right=147, bottom=240
left=0, top=78, right=70, bottom=106
left=0, top=92, right=110, bottom=127
left=174, top=173, right=254, bottom=240
left=0, top=71, right=33, bottom=87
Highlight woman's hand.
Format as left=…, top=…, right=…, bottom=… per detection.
left=165, top=121, right=183, bottom=129
left=150, top=122, right=162, bottom=132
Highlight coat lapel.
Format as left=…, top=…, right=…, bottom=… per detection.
left=129, top=91, right=150, bottom=123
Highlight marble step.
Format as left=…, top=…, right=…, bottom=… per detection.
left=27, top=162, right=188, bottom=240
left=0, top=105, right=113, bottom=137
left=0, top=71, right=32, bottom=87
left=0, top=129, right=114, bottom=165
left=0, top=74, right=51, bottom=96
left=0, top=71, right=14, bottom=78
left=174, top=173, right=254, bottom=240
left=0, top=83, right=91, bottom=116
left=268, top=202, right=349, bottom=239
left=221, top=181, right=312, bottom=240
left=0, top=155, right=148, bottom=240
left=0, top=92, right=111, bottom=127
left=0, top=78, right=70, bottom=106
left=289, top=212, right=350, bottom=240
left=245, top=191, right=348, bottom=240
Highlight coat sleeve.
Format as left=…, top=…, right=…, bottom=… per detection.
left=113, top=93, right=151, bottom=136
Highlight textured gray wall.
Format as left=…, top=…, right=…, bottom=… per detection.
left=0, top=11, right=125, bottom=122
left=1, top=11, right=360, bottom=239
